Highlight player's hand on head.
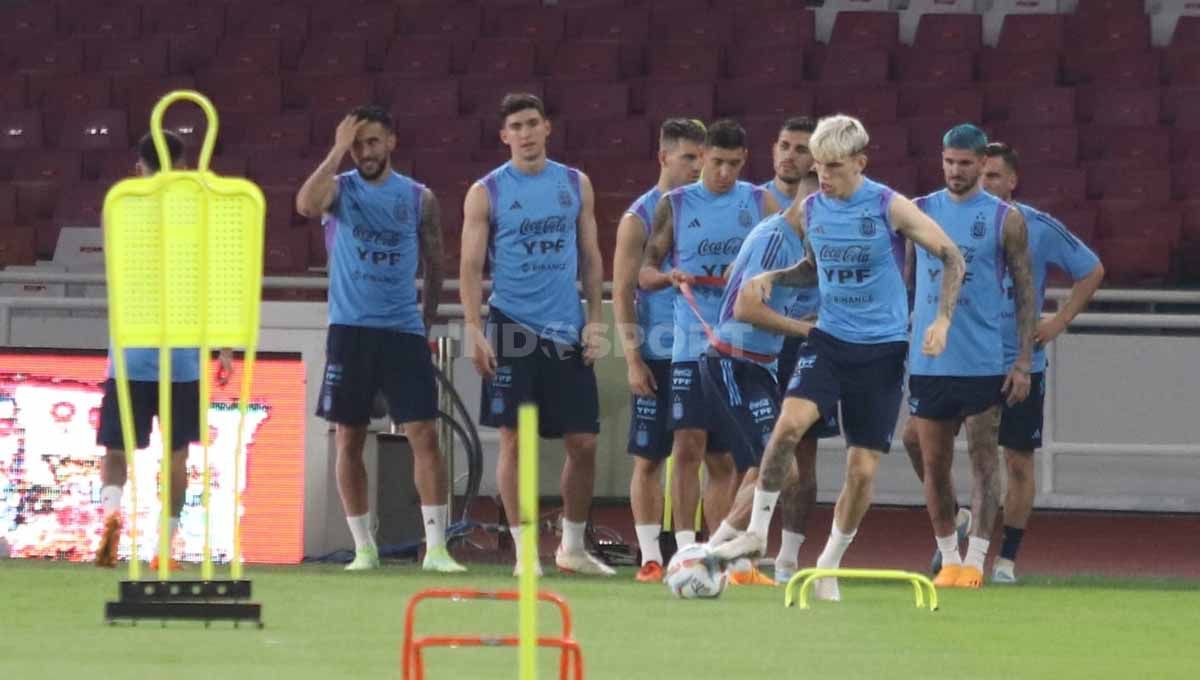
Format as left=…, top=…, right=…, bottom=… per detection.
left=1035, top=315, right=1067, bottom=346
left=921, top=316, right=950, bottom=356
left=334, top=115, right=365, bottom=152
left=1002, top=366, right=1031, bottom=406
left=468, top=326, right=497, bottom=379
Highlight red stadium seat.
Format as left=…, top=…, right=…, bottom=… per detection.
left=1164, top=87, right=1200, bottom=127
left=716, top=83, right=813, bottom=118
left=1182, top=201, right=1200, bottom=240
left=816, top=85, right=899, bottom=122
left=0, top=183, right=15, bottom=223
left=55, top=109, right=128, bottom=151
left=1095, top=237, right=1171, bottom=285
left=830, top=11, right=899, bottom=50
left=385, top=78, right=459, bottom=118
left=485, top=6, right=564, bottom=41
left=565, top=7, right=651, bottom=43
left=1067, top=13, right=1150, bottom=52
left=229, top=5, right=308, bottom=69
left=1079, top=126, right=1170, bottom=165
left=208, top=36, right=281, bottom=74
left=1014, top=165, right=1086, bottom=207
left=247, top=150, right=320, bottom=192
left=319, top=3, right=398, bottom=67
left=863, top=123, right=910, bottom=163
left=1062, top=49, right=1161, bottom=87
left=546, top=81, right=630, bottom=119
left=817, top=49, right=890, bottom=83
left=726, top=46, right=805, bottom=85
left=144, top=4, right=224, bottom=39
left=468, top=40, right=538, bottom=79
left=264, top=230, right=311, bottom=273
left=1005, top=87, right=1076, bottom=126
left=166, top=33, right=220, bottom=76
left=11, top=40, right=84, bottom=76
left=1086, top=164, right=1172, bottom=203
left=978, top=49, right=1058, bottom=84
left=1097, top=203, right=1181, bottom=244
left=13, top=180, right=60, bottom=222
left=1171, top=164, right=1200, bottom=200
left=869, top=163, right=918, bottom=197
left=28, top=75, right=112, bottom=113
left=989, top=125, right=1079, bottom=165
left=1164, top=48, right=1200, bottom=85
left=734, top=8, right=815, bottom=47
left=641, top=81, right=715, bottom=120
left=572, top=160, right=656, bottom=196
left=87, top=38, right=169, bottom=76
left=895, top=49, right=974, bottom=84
left=198, top=73, right=283, bottom=114
left=550, top=42, right=624, bottom=81
left=63, top=7, right=141, bottom=39
left=297, top=37, right=368, bottom=76
left=898, top=87, right=984, bottom=124
left=0, top=111, right=44, bottom=151
left=1047, top=205, right=1098, bottom=246
left=912, top=13, right=981, bottom=51
left=283, top=74, right=372, bottom=114
left=1171, top=128, right=1200, bottom=163
left=996, top=14, right=1065, bottom=53
left=646, top=43, right=721, bottom=81
left=382, top=39, right=453, bottom=79
left=651, top=9, right=733, bottom=44
left=907, top=118, right=968, bottom=160
left=402, top=5, right=482, bottom=40
left=0, top=3, right=56, bottom=38
left=115, top=74, right=197, bottom=132
left=1077, top=87, right=1161, bottom=126
left=53, top=182, right=107, bottom=227
left=9, top=150, right=83, bottom=184
left=392, top=117, right=481, bottom=152
left=222, top=112, right=312, bottom=151
left=566, top=118, right=653, bottom=157
left=459, top=78, right=543, bottom=117
left=1074, top=0, right=1146, bottom=18
left=1, top=74, right=27, bottom=111
left=0, top=226, right=36, bottom=267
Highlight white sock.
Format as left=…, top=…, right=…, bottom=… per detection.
left=777, top=529, right=805, bottom=565
left=708, top=520, right=740, bottom=547
left=168, top=516, right=180, bottom=545
left=347, top=513, right=375, bottom=552
left=422, top=505, right=447, bottom=550
left=964, top=536, right=989, bottom=572
left=675, top=530, right=696, bottom=548
left=562, top=518, right=587, bottom=553
left=635, top=524, right=663, bottom=565
left=747, top=489, right=781, bottom=537
left=101, top=485, right=122, bottom=516
left=816, top=522, right=856, bottom=569
left=936, top=532, right=962, bottom=567
left=994, top=556, right=1015, bottom=572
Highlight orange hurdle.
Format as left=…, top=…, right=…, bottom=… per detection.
left=401, top=588, right=584, bottom=680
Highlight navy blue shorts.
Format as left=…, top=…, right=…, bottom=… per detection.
left=785, top=329, right=907, bottom=453
left=628, top=358, right=673, bottom=460
left=698, top=352, right=780, bottom=473
left=779, top=336, right=841, bottom=440
left=999, top=371, right=1044, bottom=452
left=669, top=361, right=730, bottom=453
left=317, top=324, right=438, bottom=426
left=479, top=308, right=599, bottom=438
left=96, top=379, right=201, bottom=451
left=908, top=375, right=1004, bottom=421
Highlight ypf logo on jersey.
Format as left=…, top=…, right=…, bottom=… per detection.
left=971, top=213, right=987, bottom=240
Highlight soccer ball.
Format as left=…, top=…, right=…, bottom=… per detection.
left=665, top=543, right=727, bottom=599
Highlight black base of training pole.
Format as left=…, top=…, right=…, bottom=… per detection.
left=105, top=580, right=264, bottom=628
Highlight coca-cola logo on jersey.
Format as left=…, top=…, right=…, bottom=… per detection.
left=696, top=237, right=742, bottom=256
left=352, top=225, right=401, bottom=248
left=818, top=244, right=871, bottom=264
left=518, top=215, right=570, bottom=236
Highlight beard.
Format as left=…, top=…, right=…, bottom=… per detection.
left=357, top=157, right=387, bottom=181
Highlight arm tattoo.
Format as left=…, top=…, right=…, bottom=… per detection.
left=1003, top=209, right=1036, bottom=365
left=641, top=197, right=674, bottom=271
left=774, top=240, right=818, bottom=287
left=418, top=188, right=444, bottom=327
left=935, top=242, right=965, bottom=320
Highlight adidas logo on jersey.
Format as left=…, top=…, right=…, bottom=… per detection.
left=687, top=218, right=702, bottom=229
left=510, top=200, right=523, bottom=210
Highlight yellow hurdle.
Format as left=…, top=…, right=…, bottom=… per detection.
left=103, top=90, right=265, bottom=582
left=517, top=404, right=539, bottom=680
left=783, top=568, right=939, bottom=612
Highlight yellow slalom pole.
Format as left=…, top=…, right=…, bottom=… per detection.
left=661, top=456, right=673, bottom=532
left=230, top=346, right=256, bottom=581
left=518, top=404, right=539, bottom=680
left=157, top=347, right=172, bottom=581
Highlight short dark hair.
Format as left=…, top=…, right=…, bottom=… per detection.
left=706, top=119, right=746, bottom=150
left=781, top=116, right=816, bottom=135
left=659, top=118, right=707, bottom=147
left=349, top=104, right=393, bottom=132
left=983, top=141, right=1020, bottom=173
left=942, top=123, right=988, bottom=153
left=137, top=130, right=184, bottom=172
left=499, top=92, right=546, bottom=122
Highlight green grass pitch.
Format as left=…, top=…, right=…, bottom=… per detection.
left=2, top=560, right=1197, bottom=679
